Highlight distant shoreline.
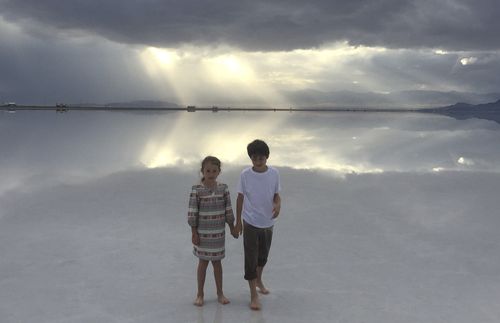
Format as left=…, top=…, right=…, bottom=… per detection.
left=0, top=104, right=426, bottom=113
left=2, top=104, right=499, bottom=124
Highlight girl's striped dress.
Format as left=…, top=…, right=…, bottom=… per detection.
left=188, top=183, right=234, bottom=261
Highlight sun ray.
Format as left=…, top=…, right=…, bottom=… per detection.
left=139, top=47, right=193, bottom=104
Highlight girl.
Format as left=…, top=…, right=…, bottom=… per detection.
left=188, top=156, right=237, bottom=306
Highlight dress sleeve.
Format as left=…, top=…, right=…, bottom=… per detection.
left=187, top=186, right=199, bottom=227
left=224, top=185, right=235, bottom=224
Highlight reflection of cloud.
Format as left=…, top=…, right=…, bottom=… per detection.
left=3, top=110, right=500, bottom=196
left=271, top=131, right=383, bottom=174
left=460, top=57, right=478, bottom=66
left=139, top=116, right=388, bottom=174
left=139, top=112, right=500, bottom=174
left=140, top=112, right=290, bottom=168
left=435, top=50, right=448, bottom=55
left=140, top=141, right=182, bottom=168
left=457, top=156, right=474, bottom=166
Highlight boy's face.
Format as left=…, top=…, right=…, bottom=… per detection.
left=250, top=154, right=268, bottom=169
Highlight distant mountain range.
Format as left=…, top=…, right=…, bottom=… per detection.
left=97, top=91, right=500, bottom=110
left=63, top=94, right=500, bottom=124
left=422, top=99, right=500, bottom=124
left=98, top=96, right=500, bottom=124
left=284, top=89, right=500, bottom=109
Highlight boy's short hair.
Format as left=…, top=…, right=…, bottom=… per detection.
left=247, top=139, right=270, bottom=158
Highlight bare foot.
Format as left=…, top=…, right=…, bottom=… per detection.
left=250, top=296, right=261, bottom=310
left=257, top=282, right=270, bottom=295
left=217, top=294, right=230, bottom=305
left=193, top=295, right=204, bottom=307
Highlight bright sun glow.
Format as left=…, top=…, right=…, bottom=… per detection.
left=219, top=55, right=245, bottom=74
left=203, top=54, right=255, bottom=84
left=148, top=47, right=179, bottom=67
left=139, top=47, right=194, bottom=104
left=138, top=42, right=393, bottom=107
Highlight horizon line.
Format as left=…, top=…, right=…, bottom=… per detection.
left=1, top=104, right=426, bottom=113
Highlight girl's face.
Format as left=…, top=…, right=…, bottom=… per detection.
left=202, top=162, right=220, bottom=182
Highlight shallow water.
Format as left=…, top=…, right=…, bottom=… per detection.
left=1, top=110, right=500, bottom=322
left=2, top=110, right=499, bottom=185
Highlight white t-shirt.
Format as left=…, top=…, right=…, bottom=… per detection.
left=237, top=166, right=281, bottom=228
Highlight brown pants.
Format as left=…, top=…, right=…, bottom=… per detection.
left=243, top=221, right=273, bottom=281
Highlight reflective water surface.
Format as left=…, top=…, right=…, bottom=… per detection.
left=1, top=110, right=500, bottom=323
left=1, top=110, right=499, bottom=189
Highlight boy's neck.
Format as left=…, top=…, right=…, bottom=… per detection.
left=252, top=165, right=268, bottom=173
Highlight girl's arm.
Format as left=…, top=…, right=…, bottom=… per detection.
left=224, top=185, right=238, bottom=238
left=188, top=186, right=200, bottom=244
left=224, top=185, right=235, bottom=225
left=191, top=227, right=200, bottom=246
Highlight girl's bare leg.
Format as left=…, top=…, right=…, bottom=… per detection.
left=256, top=266, right=269, bottom=294
left=194, top=259, right=209, bottom=306
left=212, top=260, right=230, bottom=304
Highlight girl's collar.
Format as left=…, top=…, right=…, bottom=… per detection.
left=202, top=181, right=218, bottom=189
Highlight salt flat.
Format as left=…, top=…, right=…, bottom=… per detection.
left=1, top=111, right=500, bottom=322
left=1, top=167, right=499, bottom=323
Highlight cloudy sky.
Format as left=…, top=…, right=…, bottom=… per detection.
left=1, top=0, right=500, bottom=107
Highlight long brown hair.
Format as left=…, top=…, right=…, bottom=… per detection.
left=200, top=156, right=221, bottom=182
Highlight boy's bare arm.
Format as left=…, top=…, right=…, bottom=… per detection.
left=272, top=193, right=281, bottom=218
left=235, top=193, right=244, bottom=235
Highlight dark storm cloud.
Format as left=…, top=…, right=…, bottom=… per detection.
left=0, top=28, right=161, bottom=104
left=1, top=0, right=499, bottom=51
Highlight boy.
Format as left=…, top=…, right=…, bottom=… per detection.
left=235, top=139, right=281, bottom=310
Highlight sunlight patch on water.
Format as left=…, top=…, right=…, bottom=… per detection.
left=139, top=114, right=386, bottom=175
left=139, top=112, right=289, bottom=168
left=457, top=156, right=474, bottom=166
left=269, top=131, right=384, bottom=174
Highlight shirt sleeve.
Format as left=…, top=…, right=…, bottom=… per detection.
left=224, top=185, right=235, bottom=224
left=187, top=186, right=199, bottom=227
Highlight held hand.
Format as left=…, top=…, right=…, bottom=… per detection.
left=192, top=232, right=200, bottom=246
left=230, top=227, right=239, bottom=239
left=235, top=221, right=243, bottom=236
